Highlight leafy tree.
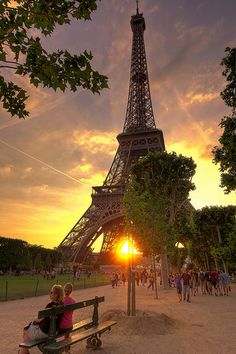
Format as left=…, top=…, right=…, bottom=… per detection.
left=38, top=247, right=63, bottom=270
left=34, top=253, right=43, bottom=271
left=213, top=47, right=236, bottom=193
left=192, top=205, right=236, bottom=272
left=124, top=151, right=196, bottom=288
left=226, top=223, right=236, bottom=272
left=28, top=244, right=48, bottom=270
left=50, top=247, right=64, bottom=268
left=167, top=211, right=195, bottom=270
left=0, top=236, right=30, bottom=271
left=0, top=236, right=64, bottom=271
left=0, top=0, right=108, bottom=118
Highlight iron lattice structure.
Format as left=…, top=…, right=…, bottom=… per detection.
left=58, top=8, right=165, bottom=263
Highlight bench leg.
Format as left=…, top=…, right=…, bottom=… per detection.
left=41, top=345, right=64, bottom=354
left=86, top=335, right=102, bottom=349
left=43, top=349, right=64, bottom=354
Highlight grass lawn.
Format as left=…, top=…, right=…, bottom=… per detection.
left=0, top=273, right=110, bottom=301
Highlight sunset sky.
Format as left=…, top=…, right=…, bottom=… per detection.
left=0, top=0, right=235, bottom=249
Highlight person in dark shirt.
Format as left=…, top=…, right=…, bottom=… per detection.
left=19, top=284, right=64, bottom=354
left=181, top=269, right=192, bottom=302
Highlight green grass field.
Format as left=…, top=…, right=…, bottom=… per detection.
left=0, top=273, right=110, bottom=301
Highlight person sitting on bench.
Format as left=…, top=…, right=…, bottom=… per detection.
left=18, top=284, right=64, bottom=354
left=58, top=283, right=76, bottom=353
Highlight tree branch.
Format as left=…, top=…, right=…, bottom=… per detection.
left=5, top=7, right=18, bottom=11
left=0, top=65, right=18, bottom=69
left=0, top=60, right=20, bottom=65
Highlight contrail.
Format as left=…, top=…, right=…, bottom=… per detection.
left=0, top=138, right=91, bottom=187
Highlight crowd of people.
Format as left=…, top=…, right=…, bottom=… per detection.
left=110, top=268, right=157, bottom=290
left=110, top=268, right=232, bottom=304
left=19, top=282, right=75, bottom=354
left=18, top=268, right=232, bottom=353
left=41, top=269, right=56, bottom=280
left=169, top=269, right=232, bottom=303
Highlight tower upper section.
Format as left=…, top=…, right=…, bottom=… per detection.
left=123, top=8, right=156, bottom=133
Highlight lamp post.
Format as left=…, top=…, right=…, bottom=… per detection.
left=127, top=243, right=131, bottom=316
left=127, top=237, right=136, bottom=316
left=117, top=236, right=138, bottom=316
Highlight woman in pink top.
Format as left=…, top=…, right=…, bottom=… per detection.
left=59, top=283, right=76, bottom=352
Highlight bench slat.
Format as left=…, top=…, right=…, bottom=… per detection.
left=38, top=296, right=105, bottom=318
left=44, top=321, right=117, bottom=352
left=19, top=338, right=46, bottom=349
left=19, top=318, right=93, bottom=349
left=71, top=318, right=93, bottom=332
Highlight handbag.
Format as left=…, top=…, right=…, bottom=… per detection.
left=24, top=321, right=32, bottom=330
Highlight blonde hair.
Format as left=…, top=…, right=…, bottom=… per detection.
left=51, top=284, right=64, bottom=304
left=64, top=282, right=73, bottom=295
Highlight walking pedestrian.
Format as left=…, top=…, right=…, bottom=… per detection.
left=174, top=272, right=182, bottom=302
left=181, top=269, right=191, bottom=302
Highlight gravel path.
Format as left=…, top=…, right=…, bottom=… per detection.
left=1, top=282, right=236, bottom=354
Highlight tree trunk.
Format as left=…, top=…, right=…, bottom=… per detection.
left=222, top=261, right=227, bottom=273
left=160, top=252, right=169, bottom=289
left=152, top=254, right=158, bottom=299
left=216, top=225, right=228, bottom=273
left=205, top=253, right=210, bottom=270
left=127, top=265, right=131, bottom=316
left=214, top=256, right=219, bottom=271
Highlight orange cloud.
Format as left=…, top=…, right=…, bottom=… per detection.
left=0, top=165, right=13, bottom=176
left=0, top=185, right=92, bottom=248
left=167, top=119, right=216, bottom=160
left=73, top=130, right=117, bottom=156
left=80, top=172, right=106, bottom=187
left=185, top=91, right=219, bottom=105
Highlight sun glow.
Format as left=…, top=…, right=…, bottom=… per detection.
left=116, top=239, right=141, bottom=259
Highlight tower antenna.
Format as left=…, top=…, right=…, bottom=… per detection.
left=136, top=0, right=139, bottom=14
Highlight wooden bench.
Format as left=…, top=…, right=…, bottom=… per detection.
left=19, top=296, right=117, bottom=353
left=19, top=318, right=94, bottom=351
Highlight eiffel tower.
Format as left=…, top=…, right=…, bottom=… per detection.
left=59, top=4, right=165, bottom=263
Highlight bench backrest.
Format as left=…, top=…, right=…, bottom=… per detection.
left=38, top=296, right=105, bottom=341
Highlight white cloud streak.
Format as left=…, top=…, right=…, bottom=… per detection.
left=0, top=138, right=91, bottom=187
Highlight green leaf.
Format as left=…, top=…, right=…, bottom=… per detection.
left=0, top=0, right=107, bottom=118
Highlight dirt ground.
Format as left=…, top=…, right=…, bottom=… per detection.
left=1, top=281, right=236, bottom=354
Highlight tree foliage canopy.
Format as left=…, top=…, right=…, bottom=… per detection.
left=124, top=151, right=196, bottom=255
left=0, top=235, right=64, bottom=271
left=220, top=47, right=236, bottom=108
left=0, top=0, right=108, bottom=118
left=191, top=205, right=236, bottom=271
left=212, top=47, right=236, bottom=193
